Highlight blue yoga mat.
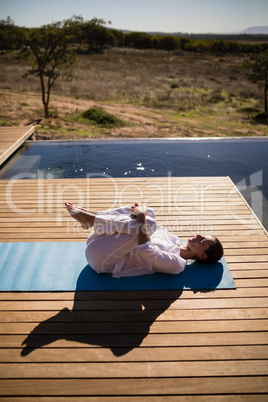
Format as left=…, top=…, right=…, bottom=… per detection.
left=0, top=242, right=236, bottom=291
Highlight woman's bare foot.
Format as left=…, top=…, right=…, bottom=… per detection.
left=65, top=202, right=95, bottom=229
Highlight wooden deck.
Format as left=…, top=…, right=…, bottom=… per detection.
left=0, top=176, right=268, bottom=400
left=0, top=126, right=35, bottom=166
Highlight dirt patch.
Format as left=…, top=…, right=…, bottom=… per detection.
left=0, top=89, right=266, bottom=139
left=0, top=88, right=190, bottom=139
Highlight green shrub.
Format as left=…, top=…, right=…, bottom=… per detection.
left=81, top=107, right=123, bottom=127
left=253, top=113, right=268, bottom=124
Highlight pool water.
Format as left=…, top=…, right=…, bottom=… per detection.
left=1, top=138, right=268, bottom=229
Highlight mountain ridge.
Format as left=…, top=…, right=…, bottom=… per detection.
left=117, top=26, right=268, bottom=36
left=241, top=26, right=268, bottom=34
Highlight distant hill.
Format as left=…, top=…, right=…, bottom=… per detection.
left=241, top=26, right=268, bottom=34
left=114, top=28, right=268, bottom=42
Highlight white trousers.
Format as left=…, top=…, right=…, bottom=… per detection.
left=85, top=206, right=157, bottom=273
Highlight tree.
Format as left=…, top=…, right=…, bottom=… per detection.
left=243, top=50, right=268, bottom=114
left=22, top=16, right=81, bottom=118
left=111, top=29, right=124, bottom=47
left=124, top=32, right=152, bottom=49
left=178, top=37, right=190, bottom=50
left=80, top=18, right=113, bottom=51
left=155, top=35, right=180, bottom=51
left=210, top=40, right=229, bottom=55
left=0, top=16, right=21, bottom=51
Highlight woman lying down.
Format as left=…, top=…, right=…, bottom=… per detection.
left=65, top=202, right=223, bottom=278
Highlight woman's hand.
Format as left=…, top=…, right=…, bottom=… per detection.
left=130, top=203, right=150, bottom=244
left=130, top=202, right=147, bottom=218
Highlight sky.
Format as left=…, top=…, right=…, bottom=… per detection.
left=1, top=0, right=268, bottom=34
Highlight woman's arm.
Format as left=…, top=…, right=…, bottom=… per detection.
left=93, top=203, right=157, bottom=237
left=137, top=242, right=186, bottom=274
left=132, top=203, right=186, bottom=274
left=131, top=203, right=151, bottom=245
left=136, top=212, right=151, bottom=245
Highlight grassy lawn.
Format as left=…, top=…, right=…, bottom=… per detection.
left=0, top=48, right=267, bottom=138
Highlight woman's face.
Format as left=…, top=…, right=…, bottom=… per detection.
left=187, top=234, right=215, bottom=259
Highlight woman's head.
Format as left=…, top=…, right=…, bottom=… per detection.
left=187, top=235, right=224, bottom=264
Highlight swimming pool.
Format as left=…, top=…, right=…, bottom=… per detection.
left=1, top=138, right=268, bottom=229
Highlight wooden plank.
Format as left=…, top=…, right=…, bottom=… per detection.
left=0, top=224, right=263, bottom=233
left=1, top=319, right=268, bottom=335
left=0, top=377, right=267, bottom=396
left=0, top=232, right=265, bottom=241
left=0, top=307, right=267, bottom=322
left=0, top=297, right=268, bottom=310
left=5, top=344, right=268, bottom=364
left=0, top=286, right=267, bottom=299
left=1, top=360, right=268, bottom=379
left=0, top=217, right=259, bottom=225
left=0, top=126, right=35, bottom=165
left=0, top=235, right=265, bottom=243
left=0, top=287, right=267, bottom=300
left=0, top=396, right=266, bottom=402
left=233, top=270, right=268, bottom=278
left=1, top=332, right=268, bottom=348
left=1, top=345, right=267, bottom=363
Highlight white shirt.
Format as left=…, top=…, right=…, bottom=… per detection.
left=85, top=206, right=186, bottom=278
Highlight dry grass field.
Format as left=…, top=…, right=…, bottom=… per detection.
left=0, top=47, right=267, bottom=138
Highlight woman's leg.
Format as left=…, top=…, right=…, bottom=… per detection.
left=86, top=207, right=158, bottom=273
left=65, top=201, right=159, bottom=273
left=93, top=210, right=157, bottom=237
left=85, top=230, right=138, bottom=273
left=65, top=203, right=135, bottom=230
left=65, top=202, right=96, bottom=229
left=65, top=202, right=156, bottom=232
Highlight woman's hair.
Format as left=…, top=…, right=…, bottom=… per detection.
left=196, top=237, right=224, bottom=264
